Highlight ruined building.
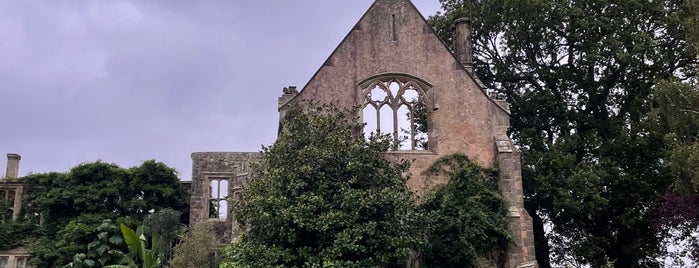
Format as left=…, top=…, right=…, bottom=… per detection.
left=188, top=0, right=537, bottom=267
left=0, top=1, right=539, bottom=267
left=0, top=154, right=33, bottom=268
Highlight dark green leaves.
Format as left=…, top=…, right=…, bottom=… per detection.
left=222, top=103, right=415, bottom=267
left=419, top=154, right=510, bottom=267
left=431, top=0, right=697, bottom=266
left=221, top=105, right=512, bottom=267
left=10, top=160, right=187, bottom=267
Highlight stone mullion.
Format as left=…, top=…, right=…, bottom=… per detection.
left=409, top=104, right=416, bottom=150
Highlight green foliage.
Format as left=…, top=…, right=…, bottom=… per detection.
left=125, top=161, right=190, bottom=221
left=23, top=161, right=189, bottom=225
left=0, top=198, right=13, bottom=223
left=143, top=208, right=186, bottom=266
left=0, top=172, right=66, bottom=246
left=686, top=0, right=699, bottom=50
left=169, top=223, right=220, bottom=268
left=419, top=154, right=510, bottom=267
left=32, top=214, right=107, bottom=267
left=649, top=80, right=699, bottom=195
left=67, top=254, right=96, bottom=268
left=0, top=194, right=35, bottom=250
left=221, top=103, right=417, bottom=267
left=104, top=223, right=161, bottom=268
left=14, top=160, right=188, bottom=267
left=65, top=219, right=125, bottom=268
left=648, top=79, right=699, bottom=262
left=431, top=0, right=697, bottom=267
left=0, top=220, right=35, bottom=250
left=406, top=97, right=429, bottom=150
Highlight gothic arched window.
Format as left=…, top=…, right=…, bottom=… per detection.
left=362, top=77, right=429, bottom=150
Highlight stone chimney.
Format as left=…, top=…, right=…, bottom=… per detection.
left=278, top=86, right=299, bottom=135
left=453, top=18, right=473, bottom=73
left=279, top=86, right=298, bottom=110
left=5, top=153, right=21, bottom=178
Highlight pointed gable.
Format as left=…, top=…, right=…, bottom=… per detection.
left=190, top=2, right=537, bottom=266
left=284, top=0, right=509, bottom=167
left=292, top=0, right=465, bottom=103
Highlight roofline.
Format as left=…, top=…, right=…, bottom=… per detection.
left=282, top=0, right=510, bottom=116
left=281, top=1, right=379, bottom=109
left=407, top=1, right=511, bottom=115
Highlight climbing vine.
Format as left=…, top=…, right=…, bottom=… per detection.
left=419, top=154, right=511, bottom=267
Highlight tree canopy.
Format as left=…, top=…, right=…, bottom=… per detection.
left=651, top=79, right=699, bottom=263
left=220, top=103, right=514, bottom=267
left=221, top=103, right=417, bottom=267
left=430, top=0, right=697, bottom=267
left=0, top=160, right=189, bottom=267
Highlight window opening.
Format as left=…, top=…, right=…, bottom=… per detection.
left=209, top=178, right=229, bottom=219
left=0, top=190, right=16, bottom=222
left=16, top=257, right=32, bottom=268
left=363, top=78, right=429, bottom=150
left=6, top=190, right=14, bottom=207
left=0, top=256, right=7, bottom=268
left=391, top=14, right=397, bottom=41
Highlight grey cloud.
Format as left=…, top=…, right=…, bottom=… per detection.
left=0, top=0, right=441, bottom=178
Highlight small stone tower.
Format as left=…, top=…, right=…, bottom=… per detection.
left=5, top=153, right=21, bottom=178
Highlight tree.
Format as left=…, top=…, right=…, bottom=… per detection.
left=430, top=0, right=697, bottom=267
left=143, top=209, right=186, bottom=266
left=220, top=103, right=417, bottom=267
left=649, top=80, right=699, bottom=194
left=419, top=154, right=510, bottom=267
left=18, top=160, right=189, bottom=267
left=650, top=79, right=699, bottom=262
left=169, top=223, right=220, bottom=268
left=125, top=161, right=190, bottom=221
left=686, top=0, right=699, bottom=49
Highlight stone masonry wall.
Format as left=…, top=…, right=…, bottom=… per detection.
left=189, top=152, right=261, bottom=243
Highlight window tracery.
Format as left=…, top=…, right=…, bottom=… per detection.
left=362, top=77, right=429, bottom=150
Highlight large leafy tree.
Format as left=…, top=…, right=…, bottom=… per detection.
left=221, top=103, right=417, bottom=268
left=651, top=81, right=699, bottom=195
left=430, top=0, right=697, bottom=267
left=14, top=160, right=189, bottom=267
left=24, top=161, right=188, bottom=225
left=650, top=5, right=699, bottom=258
left=169, top=223, right=221, bottom=268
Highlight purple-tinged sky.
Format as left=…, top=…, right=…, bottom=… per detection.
left=0, top=1, right=442, bottom=180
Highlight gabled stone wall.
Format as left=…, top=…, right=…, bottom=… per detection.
left=189, top=1, right=538, bottom=266
left=274, top=1, right=538, bottom=266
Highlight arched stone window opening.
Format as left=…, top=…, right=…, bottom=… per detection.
left=362, top=77, right=429, bottom=150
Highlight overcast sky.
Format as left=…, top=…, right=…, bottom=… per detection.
left=0, top=1, right=442, bottom=180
